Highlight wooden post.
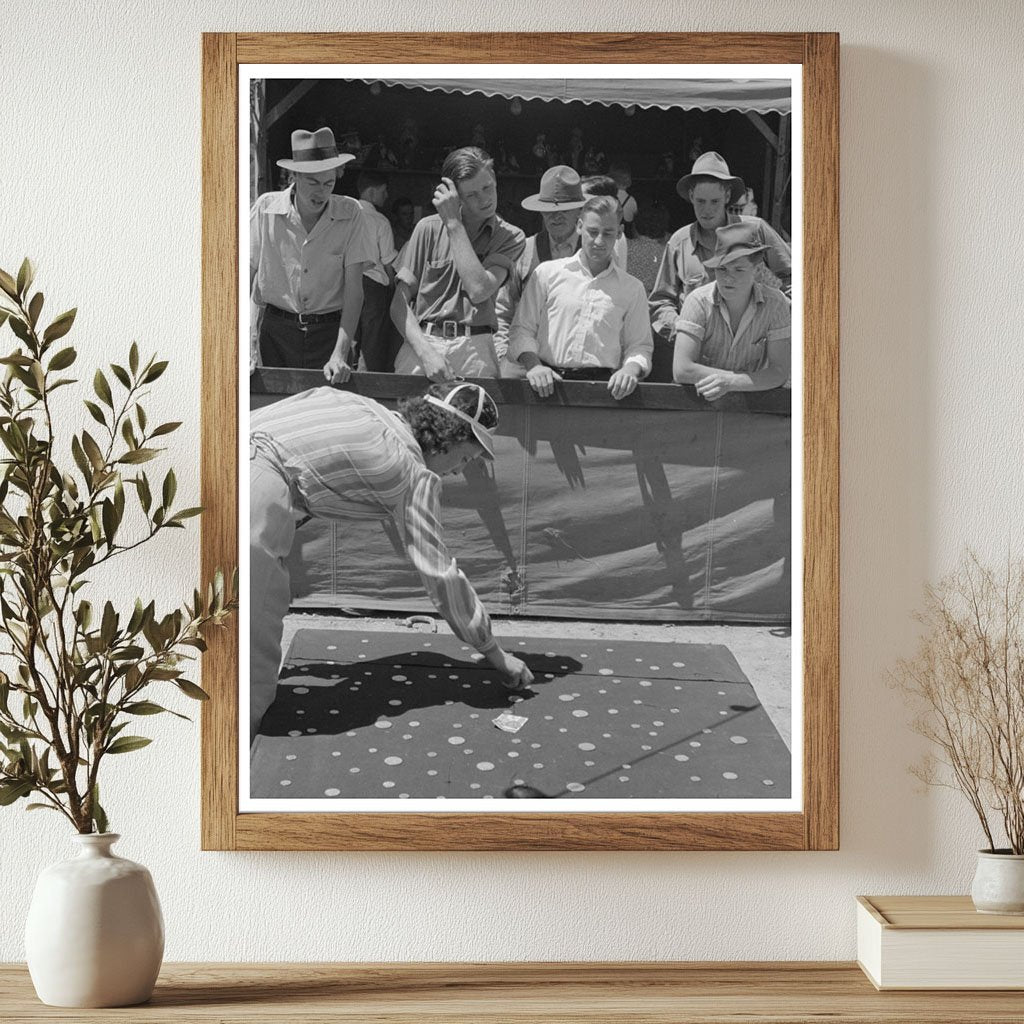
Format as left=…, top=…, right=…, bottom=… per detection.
left=772, top=113, right=791, bottom=234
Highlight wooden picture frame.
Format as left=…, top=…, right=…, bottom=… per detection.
left=201, top=32, right=838, bottom=851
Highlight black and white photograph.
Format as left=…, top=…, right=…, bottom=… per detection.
left=243, top=64, right=801, bottom=812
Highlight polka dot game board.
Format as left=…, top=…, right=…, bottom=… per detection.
left=249, top=630, right=791, bottom=801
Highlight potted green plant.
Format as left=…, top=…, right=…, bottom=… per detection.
left=894, top=551, right=1024, bottom=914
left=0, top=259, right=237, bottom=1006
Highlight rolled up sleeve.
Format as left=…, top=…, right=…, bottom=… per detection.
left=400, top=471, right=498, bottom=655
left=621, top=282, right=654, bottom=376
left=507, top=269, right=545, bottom=362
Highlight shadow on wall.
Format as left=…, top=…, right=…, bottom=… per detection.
left=839, top=47, right=935, bottom=866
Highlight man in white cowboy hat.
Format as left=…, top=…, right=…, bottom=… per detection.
left=248, top=381, right=534, bottom=740
left=493, top=165, right=587, bottom=362
left=649, top=151, right=791, bottom=345
left=508, top=195, right=653, bottom=400
left=250, top=127, right=374, bottom=383
left=672, top=221, right=791, bottom=402
left=390, top=146, right=525, bottom=382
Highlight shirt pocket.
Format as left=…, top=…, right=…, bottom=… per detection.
left=587, top=291, right=619, bottom=329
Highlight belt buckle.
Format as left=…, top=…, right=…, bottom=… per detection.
left=297, top=311, right=315, bottom=327
left=441, top=319, right=460, bottom=340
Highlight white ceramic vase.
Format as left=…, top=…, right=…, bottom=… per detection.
left=24, top=833, right=164, bottom=1007
left=970, top=849, right=1024, bottom=915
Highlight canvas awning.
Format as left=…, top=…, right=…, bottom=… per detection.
left=355, top=77, right=791, bottom=115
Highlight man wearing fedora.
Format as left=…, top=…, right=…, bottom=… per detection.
left=672, top=221, right=791, bottom=401
left=250, top=127, right=374, bottom=383
left=390, top=146, right=525, bottom=381
left=649, top=152, right=791, bottom=346
left=493, top=165, right=586, bottom=363
left=248, top=381, right=535, bottom=741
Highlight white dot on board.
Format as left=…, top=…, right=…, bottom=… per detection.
left=690, top=775, right=701, bottom=782
left=584, top=760, right=595, bottom=767
left=578, top=742, right=596, bottom=751
left=288, top=730, right=301, bottom=737
left=514, top=779, right=525, bottom=786
left=285, top=754, right=297, bottom=761
left=545, top=651, right=557, bottom=657
left=360, top=639, right=369, bottom=644
left=332, top=751, right=342, bottom=757
left=531, top=743, right=541, bottom=749
left=571, top=710, right=589, bottom=718
left=690, top=741, right=701, bottom=748
left=327, top=645, right=338, bottom=651
left=349, top=767, right=360, bottom=774
left=544, top=716, right=554, bottom=721
left=374, top=721, right=392, bottom=730
left=558, top=728, right=568, bottom=733
left=384, top=756, right=403, bottom=766
left=598, top=668, right=614, bottom=676
left=279, top=780, right=291, bottom=787
left=476, top=762, right=495, bottom=771
left=470, top=783, right=481, bottom=790
left=324, top=788, right=340, bottom=797
left=293, top=686, right=309, bottom=695
left=672, top=661, right=685, bottom=668
left=730, top=736, right=748, bottom=745
left=566, top=782, right=585, bottom=793
left=719, top=711, right=729, bottom=716
left=358, top=654, right=366, bottom=659
left=641, top=745, right=652, bottom=751
left=427, top=751, right=437, bottom=757
left=763, top=779, right=775, bottom=787
left=723, top=772, right=738, bottom=780
left=399, top=794, right=410, bottom=799
left=558, top=694, right=575, bottom=702
left=653, top=721, right=665, bottom=727
left=718, top=691, right=726, bottom=696
left=602, top=733, right=611, bottom=739
left=300, top=667, right=309, bottom=673
left=608, top=709, right=619, bottom=715
left=605, top=648, right=614, bottom=652
left=368, top=748, right=377, bottom=754
left=391, top=675, right=407, bottom=682
left=533, top=763, right=544, bottom=769
left=619, top=776, right=629, bottom=782
left=427, top=770, right=438, bottom=776
left=507, top=751, right=519, bottom=758
left=674, top=754, right=690, bottom=762
left=382, top=781, right=395, bottom=789
left=639, top=680, right=652, bottom=688
left=403, top=734, right=412, bottom=740
left=470, top=714, right=479, bottom=719
left=409, top=721, right=420, bottom=727
left=598, top=690, right=607, bottom=695
left=388, top=700, right=402, bottom=707
left=329, top=709, right=340, bottom=716
left=447, top=736, right=465, bottom=745
left=580, top=653, right=588, bottom=659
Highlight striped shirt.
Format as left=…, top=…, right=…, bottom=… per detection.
left=250, top=388, right=498, bottom=655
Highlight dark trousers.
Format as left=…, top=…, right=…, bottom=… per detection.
left=259, top=312, right=338, bottom=369
left=355, top=277, right=402, bottom=372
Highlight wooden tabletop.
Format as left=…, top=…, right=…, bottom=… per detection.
left=3, top=962, right=1024, bottom=1022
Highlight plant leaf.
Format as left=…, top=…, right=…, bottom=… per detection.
left=0, top=268, right=18, bottom=300
left=129, top=342, right=139, bottom=376
left=118, top=448, right=158, bottom=465
left=110, top=363, right=131, bottom=389
left=16, top=258, right=35, bottom=298
left=142, top=360, right=168, bottom=383
left=162, top=468, right=176, bottom=508
left=83, top=400, right=107, bottom=427
left=175, top=679, right=210, bottom=701
left=150, top=421, right=181, bottom=438
left=0, top=779, right=33, bottom=805
left=43, top=308, right=77, bottom=344
left=47, top=346, right=77, bottom=372
left=105, top=735, right=152, bottom=754
left=27, top=292, right=43, bottom=328
left=93, top=369, right=113, bottom=409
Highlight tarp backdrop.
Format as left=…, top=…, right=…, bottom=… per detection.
left=252, top=379, right=791, bottom=624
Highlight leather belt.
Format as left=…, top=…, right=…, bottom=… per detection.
left=265, top=305, right=342, bottom=326
left=419, top=320, right=493, bottom=338
left=546, top=365, right=613, bottom=382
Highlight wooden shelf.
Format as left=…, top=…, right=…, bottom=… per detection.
left=3, top=962, right=1024, bottom=1022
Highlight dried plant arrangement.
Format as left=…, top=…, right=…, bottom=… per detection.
left=894, top=551, right=1024, bottom=854
left=0, top=259, right=236, bottom=834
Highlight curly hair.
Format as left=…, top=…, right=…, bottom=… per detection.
left=399, top=383, right=498, bottom=457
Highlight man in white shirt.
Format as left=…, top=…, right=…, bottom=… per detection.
left=508, top=195, right=652, bottom=400
left=355, top=170, right=400, bottom=371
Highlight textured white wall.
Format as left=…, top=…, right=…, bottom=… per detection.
left=1, top=0, right=1022, bottom=962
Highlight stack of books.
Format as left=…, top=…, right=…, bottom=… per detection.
left=857, top=895, right=1024, bottom=990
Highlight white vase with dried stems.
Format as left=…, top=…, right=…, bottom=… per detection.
left=894, top=552, right=1024, bottom=914
left=0, top=259, right=237, bottom=1005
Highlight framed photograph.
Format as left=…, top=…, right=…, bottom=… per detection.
left=201, top=32, right=838, bottom=850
